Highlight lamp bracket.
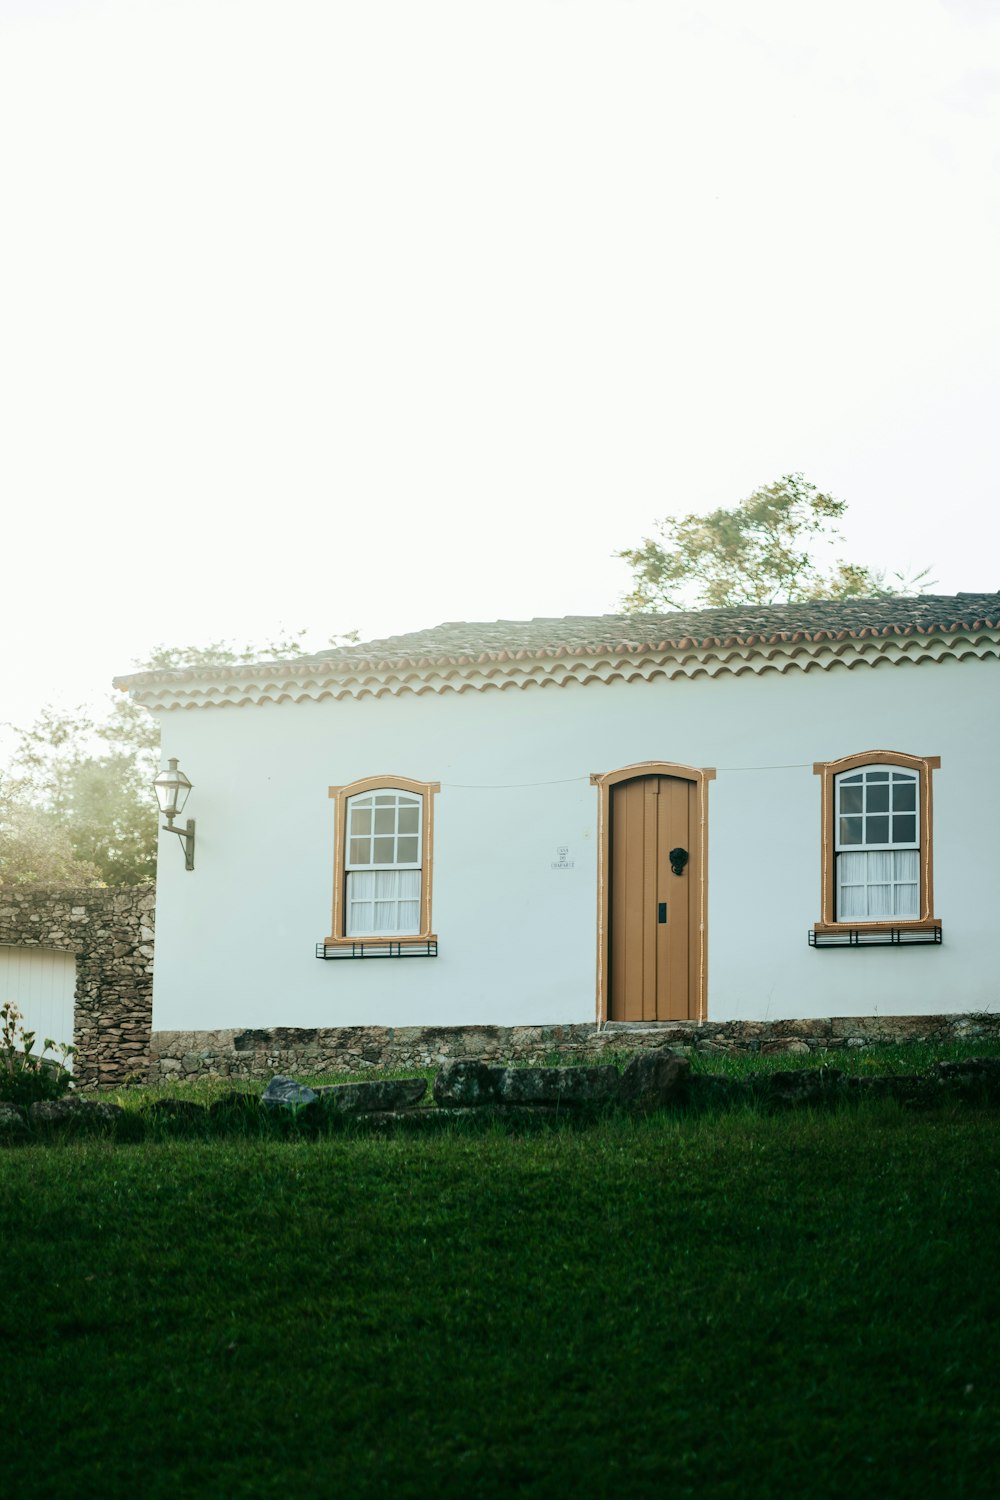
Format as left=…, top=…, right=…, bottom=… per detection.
left=162, top=817, right=196, bottom=872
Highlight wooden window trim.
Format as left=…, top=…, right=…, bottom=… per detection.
left=590, top=761, right=716, bottom=1026
left=812, top=750, right=941, bottom=933
left=324, top=775, right=440, bottom=947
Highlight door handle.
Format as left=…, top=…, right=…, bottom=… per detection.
left=658, top=902, right=667, bottom=924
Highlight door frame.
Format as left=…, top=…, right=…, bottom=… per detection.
left=590, top=760, right=715, bottom=1026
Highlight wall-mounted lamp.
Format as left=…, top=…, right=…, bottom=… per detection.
left=153, top=758, right=196, bottom=871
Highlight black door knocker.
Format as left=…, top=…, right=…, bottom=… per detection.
left=669, top=847, right=689, bottom=876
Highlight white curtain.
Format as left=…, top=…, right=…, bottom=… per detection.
left=893, top=850, right=919, bottom=918
left=837, top=850, right=919, bottom=920
left=347, top=870, right=421, bottom=936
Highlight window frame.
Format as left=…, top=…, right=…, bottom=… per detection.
left=812, top=750, right=940, bottom=933
left=325, top=774, right=440, bottom=947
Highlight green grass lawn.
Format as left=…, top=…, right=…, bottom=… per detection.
left=2, top=1096, right=998, bottom=1499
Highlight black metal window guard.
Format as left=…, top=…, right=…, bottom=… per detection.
left=316, top=940, right=438, bottom=960
left=809, top=926, right=941, bottom=949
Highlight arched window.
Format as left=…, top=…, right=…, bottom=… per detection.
left=345, top=788, right=423, bottom=936
left=812, top=750, right=940, bottom=936
left=323, top=775, right=439, bottom=951
left=835, top=764, right=919, bottom=920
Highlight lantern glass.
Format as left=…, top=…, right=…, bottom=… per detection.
left=153, top=759, right=193, bottom=819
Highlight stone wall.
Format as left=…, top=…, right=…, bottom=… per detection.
left=149, top=1011, right=1000, bottom=1083
left=0, top=886, right=155, bottom=1089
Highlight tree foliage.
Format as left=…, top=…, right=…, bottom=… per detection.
left=618, top=473, right=931, bottom=612
left=0, top=629, right=357, bottom=888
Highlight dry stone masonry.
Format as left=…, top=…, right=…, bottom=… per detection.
left=150, top=1013, right=1000, bottom=1084
left=0, top=886, right=154, bottom=1089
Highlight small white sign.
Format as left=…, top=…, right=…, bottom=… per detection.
left=551, top=845, right=574, bottom=869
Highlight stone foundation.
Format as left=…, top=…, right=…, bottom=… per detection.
left=148, top=1012, right=1000, bottom=1084
left=0, top=886, right=154, bottom=1089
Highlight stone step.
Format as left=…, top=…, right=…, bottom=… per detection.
left=601, top=1021, right=693, bottom=1034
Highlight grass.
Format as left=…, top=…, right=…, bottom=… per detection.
left=2, top=1087, right=999, bottom=1497
left=68, top=1034, right=1000, bottom=1117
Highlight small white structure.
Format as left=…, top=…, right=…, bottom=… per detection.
left=115, top=594, right=1000, bottom=1031
left=0, top=946, right=76, bottom=1069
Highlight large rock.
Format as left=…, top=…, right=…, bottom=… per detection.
left=841, top=1074, right=931, bottom=1106
left=433, top=1060, right=503, bottom=1107
left=315, top=1078, right=427, bottom=1114
left=617, top=1050, right=691, bottom=1111
left=147, top=1098, right=208, bottom=1121
left=29, top=1097, right=124, bottom=1131
left=261, top=1076, right=319, bottom=1111
left=749, top=1068, right=844, bottom=1107
left=934, top=1057, right=1000, bottom=1100
left=0, top=1101, right=28, bottom=1139
left=497, top=1065, right=619, bottom=1106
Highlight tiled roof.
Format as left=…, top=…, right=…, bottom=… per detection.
left=317, top=593, right=1000, bottom=667
left=113, top=593, right=1000, bottom=691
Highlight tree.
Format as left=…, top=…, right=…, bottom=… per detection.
left=0, top=782, right=102, bottom=888
left=0, top=629, right=358, bottom=887
left=617, top=473, right=931, bottom=612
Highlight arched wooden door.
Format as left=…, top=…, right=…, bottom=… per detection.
left=592, top=763, right=713, bottom=1023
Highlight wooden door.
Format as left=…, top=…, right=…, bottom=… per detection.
left=608, top=774, right=697, bottom=1021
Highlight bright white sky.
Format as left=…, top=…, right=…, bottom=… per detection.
left=1, top=0, right=998, bottom=751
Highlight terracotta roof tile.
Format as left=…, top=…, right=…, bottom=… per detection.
left=317, top=593, right=1000, bottom=666
left=114, top=592, right=1000, bottom=687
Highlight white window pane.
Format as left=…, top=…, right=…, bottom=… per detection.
left=868, top=850, right=893, bottom=883
left=839, top=883, right=868, bottom=918
left=399, top=900, right=420, bottom=931
left=838, top=852, right=867, bottom=883
left=399, top=870, right=420, bottom=898
left=895, top=885, right=919, bottom=918
left=373, top=901, right=397, bottom=930
left=349, top=871, right=377, bottom=900
left=895, top=850, right=919, bottom=882
left=868, top=884, right=892, bottom=916
left=347, top=902, right=373, bottom=936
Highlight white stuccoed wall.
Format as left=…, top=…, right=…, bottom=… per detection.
left=149, top=655, right=998, bottom=1030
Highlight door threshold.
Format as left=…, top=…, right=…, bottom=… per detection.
left=602, top=1020, right=697, bottom=1032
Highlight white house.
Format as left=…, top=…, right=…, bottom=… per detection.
left=114, top=593, right=1000, bottom=1033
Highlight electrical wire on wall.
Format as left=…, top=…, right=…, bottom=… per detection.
left=439, top=763, right=814, bottom=790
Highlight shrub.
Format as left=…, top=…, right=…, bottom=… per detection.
left=0, top=1000, right=75, bottom=1107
